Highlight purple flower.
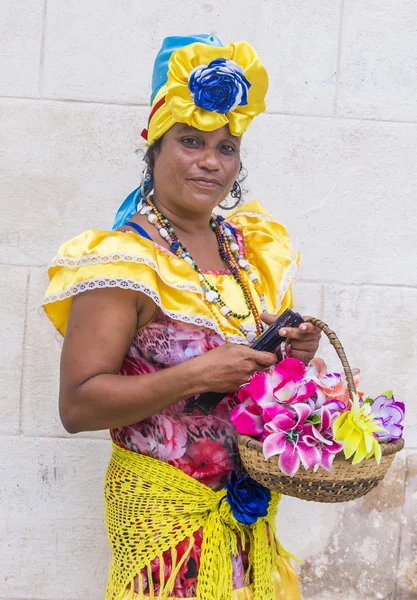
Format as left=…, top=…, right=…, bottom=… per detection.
left=370, top=394, right=405, bottom=441
left=322, top=399, right=348, bottom=417
left=188, top=58, right=251, bottom=114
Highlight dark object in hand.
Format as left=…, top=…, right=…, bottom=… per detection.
left=189, top=309, right=305, bottom=415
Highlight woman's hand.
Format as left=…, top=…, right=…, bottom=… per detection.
left=196, top=343, right=277, bottom=394
left=261, top=313, right=321, bottom=365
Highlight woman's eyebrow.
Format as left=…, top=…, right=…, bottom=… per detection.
left=176, top=124, right=199, bottom=134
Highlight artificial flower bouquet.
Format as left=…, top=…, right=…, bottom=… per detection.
left=233, top=318, right=405, bottom=503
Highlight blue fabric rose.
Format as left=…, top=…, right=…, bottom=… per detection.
left=225, top=470, right=271, bottom=526
left=188, top=58, right=251, bottom=114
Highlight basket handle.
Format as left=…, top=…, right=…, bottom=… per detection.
left=303, top=316, right=357, bottom=404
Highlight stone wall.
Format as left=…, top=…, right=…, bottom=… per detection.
left=1, top=1, right=416, bottom=598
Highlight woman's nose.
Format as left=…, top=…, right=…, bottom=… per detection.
left=197, top=147, right=221, bottom=170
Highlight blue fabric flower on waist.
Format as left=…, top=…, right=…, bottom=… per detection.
left=188, top=58, right=251, bottom=114
left=225, top=470, right=271, bottom=526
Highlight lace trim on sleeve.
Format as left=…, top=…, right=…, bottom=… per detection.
left=275, top=244, right=300, bottom=312
left=50, top=254, right=202, bottom=295
left=43, top=277, right=248, bottom=345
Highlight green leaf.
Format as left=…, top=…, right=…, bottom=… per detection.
left=306, top=414, right=321, bottom=425
left=362, top=397, right=374, bottom=405
left=381, top=390, right=393, bottom=399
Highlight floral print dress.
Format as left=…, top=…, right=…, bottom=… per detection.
left=43, top=200, right=300, bottom=598
left=111, top=309, right=249, bottom=597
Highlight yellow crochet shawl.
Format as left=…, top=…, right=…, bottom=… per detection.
left=105, top=442, right=296, bottom=600
left=42, top=201, right=299, bottom=341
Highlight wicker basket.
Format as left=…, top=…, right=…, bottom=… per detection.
left=236, top=316, right=405, bottom=503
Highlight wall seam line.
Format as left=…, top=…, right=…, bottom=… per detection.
left=0, top=95, right=150, bottom=108
left=20, top=434, right=111, bottom=441
left=333, top=0, right=345, bottom=117
left=298, top=280, right=417, bottom=291
left=393, top=454, right=408, bottom=598
left=0, top=264, right=45, bottom=268
left=13, top=434, right=417, bottom=449
left=38, top=0, right=48, bottom=96
left=1, top=95, right=417, bottom=126
left=18, top=271, right=31, bottom=434
left=320, top=284, right=325, bottom=317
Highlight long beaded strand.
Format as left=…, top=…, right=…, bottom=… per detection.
left=139, top=196, right=265, bottom=342
left=213, top=223, right=264, bottom=334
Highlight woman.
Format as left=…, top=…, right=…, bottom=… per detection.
left=43, top=35, right=320, bottom=600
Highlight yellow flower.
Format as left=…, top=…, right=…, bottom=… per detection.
left=333, top=396, right=387, bottom=464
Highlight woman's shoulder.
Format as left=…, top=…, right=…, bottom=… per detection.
left=225, top=200, right=290, bottom=238
left=226, top=200, right=300, bottom=315
left=50, top=227, right=156, bottom=266
left=43, top=227, right=205, bottom=338
left=225, top=200, right=296, bottom=257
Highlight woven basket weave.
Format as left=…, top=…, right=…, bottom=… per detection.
left=237, top=316, right=405, bottom=503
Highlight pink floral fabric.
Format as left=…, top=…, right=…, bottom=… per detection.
left=111, top=309, right=249, bottom=597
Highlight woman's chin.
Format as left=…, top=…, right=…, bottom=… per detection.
left=184, top=186, right=225, bottom=212
left=190, top=197, right=223, bottom=214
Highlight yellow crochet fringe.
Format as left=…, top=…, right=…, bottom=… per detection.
left=105, top=442, right=297, bottom=600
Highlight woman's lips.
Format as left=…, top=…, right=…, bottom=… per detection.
left=189, top=178, right=221, bottom=189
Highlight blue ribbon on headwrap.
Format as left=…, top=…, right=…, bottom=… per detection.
left=111, top=186, right=143, bottom=231
left=112, top=34, right=223, bottom=230
left=151, top=34, right=223, bottom=104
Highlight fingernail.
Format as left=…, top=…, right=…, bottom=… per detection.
left=280, top=329, right=287, bottom=336
left=300, top=324, right=307, bottom=331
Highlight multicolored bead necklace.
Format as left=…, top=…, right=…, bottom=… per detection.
left=139, top=196, right=267, bottom=342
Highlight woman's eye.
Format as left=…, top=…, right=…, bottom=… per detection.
left=221, top=144, right=237, bottom=154
left=181, top=137, right=200, bottom=147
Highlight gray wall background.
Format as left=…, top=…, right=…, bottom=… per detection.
left=1, top=1, right=416, bottom=598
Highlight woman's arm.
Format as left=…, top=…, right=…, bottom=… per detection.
left=59, top=287, right=276, bottom=433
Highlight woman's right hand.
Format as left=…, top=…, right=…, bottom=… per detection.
left=59, top=286, right=277, bottom=432
left=196, top=343, right=277, bottom=394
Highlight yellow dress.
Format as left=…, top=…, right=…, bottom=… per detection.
left=43, top=201, right=302, bottom=600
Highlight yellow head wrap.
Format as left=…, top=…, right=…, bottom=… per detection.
left=142, top=40, right=269, bottom=147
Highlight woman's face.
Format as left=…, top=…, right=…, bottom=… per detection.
left=152, top=123, right=241, bottom=216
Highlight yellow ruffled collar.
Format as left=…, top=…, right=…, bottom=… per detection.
left=43, top=201, right=299, bottom=341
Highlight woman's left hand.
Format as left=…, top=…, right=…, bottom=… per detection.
left=260, top=313, right=321, bottom=365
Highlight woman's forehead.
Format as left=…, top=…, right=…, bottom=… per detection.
left=173, top=123, right=241, bottom=141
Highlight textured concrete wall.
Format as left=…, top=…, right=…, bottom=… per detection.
left=1, top=1, right=416, bottom=598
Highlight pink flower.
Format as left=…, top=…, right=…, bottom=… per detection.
left=230, top=400, right=264, bottom=436
left=306, top=358, right=360, bottom=408
left=262, top=404, right=345, bottom=476
left=231, top=358, right=317, bottom=441
left=172, top=440, right=231, bottom=487
left=123, top=415, right=187, bottom=461
left=263, top=403, right=321, bottom=477
left=238, top=357, right=316, bottom=409
left=303, top=407, right=344, bottom=471
left=161, top=415, right=188, bottom=461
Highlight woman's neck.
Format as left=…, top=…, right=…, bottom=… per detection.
left=151, top=194, right=214, bottom=236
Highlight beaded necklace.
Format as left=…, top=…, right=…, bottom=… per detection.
left=139, top=196, right=267, bottom=342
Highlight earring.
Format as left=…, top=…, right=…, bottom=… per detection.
left=140, top=164, right=154, bottom=198
left=219, top=179, right=242, bottom=210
